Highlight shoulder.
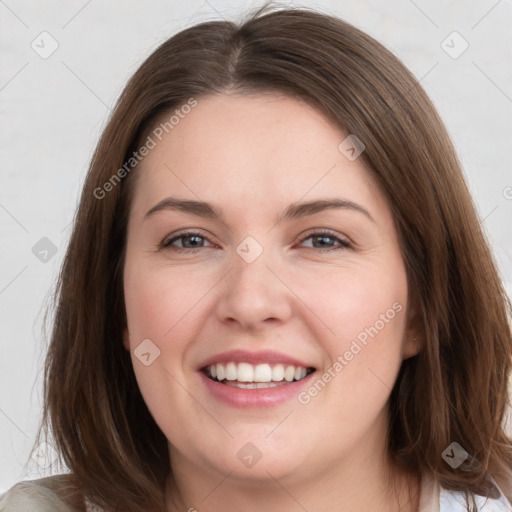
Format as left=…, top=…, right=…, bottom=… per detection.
left=0, top=474, right=86, bottom=512
left=440, top=485, right=512, bottom=512
left=420, top=472, right=512, bottom=512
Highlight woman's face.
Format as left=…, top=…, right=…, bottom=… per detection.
left=123, top=92, right=419, bottom=484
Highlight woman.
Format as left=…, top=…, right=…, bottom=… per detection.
left=1, top=5, right=511, bottom=512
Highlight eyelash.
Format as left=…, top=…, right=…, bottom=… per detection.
left=159, top=230, right=352, bottom=253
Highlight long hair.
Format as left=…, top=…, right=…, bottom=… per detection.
left=33, top=4, right=512, bottom=511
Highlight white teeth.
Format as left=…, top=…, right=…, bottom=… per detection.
left=237, top=362, right=254, bottom=382
left=225, top=381, right=280, bottom=389
left=272, top=364, right=284, bottom=381
left=284, top=365, right=295, bottom=382
left=207, top=361, right=311, bottom=384
left=225, top=362, right=237, bottom=381
left=216, top=363, right=225, bottom=381
left=254, top=363, right=272, bottom=382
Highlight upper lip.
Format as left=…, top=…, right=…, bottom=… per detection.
left=197, top=349, right=315, bottom=370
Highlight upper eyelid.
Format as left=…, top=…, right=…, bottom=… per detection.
left=295, top=229, right=351, bottom=246
left=163, top=230, right=215, bottom=247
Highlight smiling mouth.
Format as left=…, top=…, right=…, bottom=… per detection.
left=202, top=362, right=316, bottom=389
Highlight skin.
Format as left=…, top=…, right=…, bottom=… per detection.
left=123, top=92, right=422, bottom=512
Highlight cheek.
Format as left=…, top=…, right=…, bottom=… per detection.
left=287, top=265, right=407, bottom=448
left=123, top=265, right=217, bottom=444
left=124, top=277, right=178, bottom=342
left=291, top=257, right=407, bottom=343
left=123, top=260, right=221, bottom=382
left=124, top=261, right=208, bottom=341
left=288, top=256, right=408, bottom=401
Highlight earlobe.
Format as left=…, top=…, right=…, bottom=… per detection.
left=122, top=329, right=130, bottom=351
left=403, top=336, right=422, bottom=360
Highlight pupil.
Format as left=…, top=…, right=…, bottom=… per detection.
left=314, top=235, right=332, bottom=247
left=184, top=235, right=203, bottom=248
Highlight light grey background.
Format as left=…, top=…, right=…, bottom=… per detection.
left=1, top=0, right=511, bottom=492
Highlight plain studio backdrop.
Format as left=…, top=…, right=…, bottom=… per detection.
left=1, top=0, right=511, bottom=493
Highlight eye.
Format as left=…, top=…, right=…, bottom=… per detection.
left=298, top=230, right=351, bottom=251
left=159, top=229, right=351, bottom=253
left=160, top=231, right=214, bottom=252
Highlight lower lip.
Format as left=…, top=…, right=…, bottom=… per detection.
left=198, top=371, right=316, bottom=408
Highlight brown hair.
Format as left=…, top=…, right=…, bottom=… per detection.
left=33, top=4, right=512, bottom=511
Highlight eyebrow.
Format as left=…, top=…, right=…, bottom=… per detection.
left=144, top=196, right=375, bottom=224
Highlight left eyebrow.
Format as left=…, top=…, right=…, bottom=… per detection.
left=278, top=198, right=375, bottom=224
left=144, top=196, right=375, bottom=224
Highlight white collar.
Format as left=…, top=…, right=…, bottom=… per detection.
left=418, top=472, right=512, bottom=511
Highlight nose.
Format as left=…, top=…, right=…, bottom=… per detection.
left=214, top=245, right=293, bottom=331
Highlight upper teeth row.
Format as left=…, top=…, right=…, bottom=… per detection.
left=209, top=362, right=308, bottom=383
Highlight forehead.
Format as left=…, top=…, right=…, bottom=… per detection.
left=130, top=92, right=385, bottom=222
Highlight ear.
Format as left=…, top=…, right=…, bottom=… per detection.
left=402, top=295, right=424, bottom=360
left=122, top=328, right=131, bottom=351
left=402, top=335, right=422, bottom=360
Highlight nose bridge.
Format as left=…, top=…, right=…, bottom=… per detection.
left=233, top=243, right=273, bottom=295
left=214, top=236, right=292, bottom=328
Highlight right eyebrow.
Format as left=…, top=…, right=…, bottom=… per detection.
left=145, top=197, right=222, bottom=220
